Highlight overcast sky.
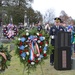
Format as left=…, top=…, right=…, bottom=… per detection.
left=32, top=0, right=75, bottom=19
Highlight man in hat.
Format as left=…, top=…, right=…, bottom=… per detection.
left=49, top=17, right=64, bottom=65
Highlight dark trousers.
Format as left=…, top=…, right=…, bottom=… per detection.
left=50, top=50, right=54, bottom=63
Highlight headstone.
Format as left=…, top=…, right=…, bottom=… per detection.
left=0, top=37, right=11, bottom=43
left=0, top=26, right=11, bottom=43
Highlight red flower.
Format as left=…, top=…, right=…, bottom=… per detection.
left=46, top=41, right=49, bottom=44
left=34, top=54, right=37, bottom=57
left=37, top=38, right=39, bottom=40
left=19, top=42, right=22, bottom=46
left=4, top=30, right=6, bottom=32
left=34, top=54, right=39, bottom=58
left=43, top=53, right=47, bottom=57
left=35, top=60, right=39, bottom=63
left=40, top=42, right=43, bottom=45
left=24, top=50, right=28, bottom=52
left=19, top=50, right=23, bottom=54
left=28, top=60, right=31, bottom=63
left=39, top=48, right=42, bottom=53
left=39, top=34, right=42, bottom=36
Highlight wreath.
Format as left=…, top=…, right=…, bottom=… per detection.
left=2, top=24, right=18, bottom=39
left=0, top=43, right=11, bottom=71
left=14, top=28, right=53, bottom=74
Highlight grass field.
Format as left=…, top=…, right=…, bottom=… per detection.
left=0, top=44, right=75, bottom=75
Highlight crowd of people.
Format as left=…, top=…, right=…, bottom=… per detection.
left=22, top=18, right=75, bottom=66
left=1, top=17, right=75, bottom=66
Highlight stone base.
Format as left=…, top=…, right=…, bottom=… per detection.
left=0, top=38, right=11, bottom=43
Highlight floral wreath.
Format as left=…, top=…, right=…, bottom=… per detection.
left=2, top=24, right=18, bottom=39
left=15, top=28, right=51, bottom=73
left=0, top=43, right=11, bottom=71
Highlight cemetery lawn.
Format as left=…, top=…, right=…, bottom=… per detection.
left=0, top=44, right=75, bottom=75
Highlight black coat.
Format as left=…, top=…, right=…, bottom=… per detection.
left=49, top=25, right=64, bottom=46
left=37, top=25, right=42, bottom=31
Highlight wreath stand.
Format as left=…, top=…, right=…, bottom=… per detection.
left=22, top=61, right=44, bottom=75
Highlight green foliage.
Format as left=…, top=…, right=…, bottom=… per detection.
left=0, top=2, right=43, bottom=25
left=27, top=7, right=43, bottom=24
left=29, top=28, right=37, bottom=35
left=17, top=29, right=25, bottom=37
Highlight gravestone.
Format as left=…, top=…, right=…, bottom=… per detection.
left=0, top=37, right=11, bottom=43
left=0, top=26, right=11, bottom=43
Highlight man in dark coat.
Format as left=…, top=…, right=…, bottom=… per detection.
left=49, top=17, right=64, bottom=65
left=37, top=21, right=42, bottom=32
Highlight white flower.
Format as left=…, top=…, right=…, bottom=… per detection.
left=25, top=45, right=28, bottom=47
left=26, top=52, right=29, bottom=55
left=26, top=30, right=29, bottom=32
left=3, top=25, right=6, bottom=27
left=18, top=46, right=20, bottom=48
left=38, top=57, right=41, bottom=60
left=22, top=57, right=25, bottom=60
left=40, top=46, right=42, bottom=48
left=31, top=62, right=35, bottom=65
left=36, top=54, right=40, bottom=57
left=26, top=32, right=29, bottom=36
left=45, top=44, right=48, bottom=46
left=38, top=40, right=41, bottom=43
left=43, top=37, right=45, bottom=40
left=36, top=33, right=39, bottom=36
left=18, top=38, right=21, bottom=40
left=6, top=31, right=7, bottom=33
left=44, top=51, right=47, bottom=53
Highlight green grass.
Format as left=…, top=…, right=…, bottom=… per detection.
left=0, top=44, right=75, bottom=75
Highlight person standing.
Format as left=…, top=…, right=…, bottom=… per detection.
left=37, top=21, right=42, bottom=32
left=67, top=24, right=74, bottom=56
left=49, top=17, right=64, bottom=65
left=45, top=23, right=50, bottom=33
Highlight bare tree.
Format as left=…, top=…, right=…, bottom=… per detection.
left=59, top=10, right=73, bottom=25
left=44, top=9, right=55, bottom=24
